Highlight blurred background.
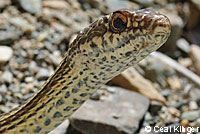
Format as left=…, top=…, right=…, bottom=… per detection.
left=0, top=0, right=200, bottom=134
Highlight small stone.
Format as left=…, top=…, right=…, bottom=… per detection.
left=149, top=101, right=163, bottom=116
left=167, top=76, right=182, bottom=90
left=8, top=16, right=35, bottom=33
left=19, top=0, right=42, bottom=14
left=168, top=107, right=181, bottom=117
left=178, top=58, right=192, bottom=68
left=0, top=30, right=20, bottom=45
left=0, top=0, right=11, bottom=8
left=43, top=0, right=69, bottom=9
left=1, top=70, right=13, bottom=84
left=160, top=89, right=171, bottom=97
left=0, top=84, right=8, bottom=94
left=189, top=88, right=200, bottom=106
left=176, top=38, right=190, bottom=53
left=0, top=46, right=13, bottom=63
left=144, top=112, right=153, bottom=121
left=36, top=68, right=51, bottom=80
left=48, top=51, right=62, bottom=66
left=180, top=119, right=189, bottom=127
left=189, top=101, right=198, bottom=110
left=172, top=99, right=188, bottom=109
left=105, top=0, right=130, bottom=12
left=131, top=0, right=154, bottom=7
left=90, top=89, right=104, bottom=100
left=190, top=44, right=200, bottom=75
left=181, top=111, right=200, bottom=121
left=25, top=77, right=34, bottom=83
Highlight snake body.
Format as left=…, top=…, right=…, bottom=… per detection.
left=0, top=9, right=170, bottom=133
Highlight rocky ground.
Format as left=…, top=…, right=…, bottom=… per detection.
left=0, top=0, right=200, bottom=134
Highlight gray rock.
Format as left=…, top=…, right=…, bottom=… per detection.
left=0, top=0, right=11, bottom=8
left=104, top=0, right=129, bottom=12
left=130, top=0, right=154, bottom=6
left=176, top=38, right=190, bottom=53
left=181, top=111, right=200, bottom=121
left=189, top=88, right=200, bottom=106
left=25, top=77, right=34, bottom=83
left=36, top=68, right=51, bottom=80
left=160, top=89, right=171, bottom=97
left=0, top=46, right=13, bottom=63
left=0, top=31, right=20, bottom=45
left=172, top=99, right=187, bottom=109
left=0, top=84, right=8, bottom=94
left=19, top=0, right=42, bottom=14
left=70, top=86, right=149, bottom=134
left=8, top=16, right=35, bottom=32
left=1, top=70, right=13, bottom=84
left=49, top=120, right=70, bottom=134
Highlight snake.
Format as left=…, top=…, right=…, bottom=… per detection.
left=0, top=8, right=171, bottom=133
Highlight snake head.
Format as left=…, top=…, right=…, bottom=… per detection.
left=70, top=8, right=171, bottom=75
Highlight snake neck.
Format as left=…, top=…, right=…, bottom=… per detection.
left=0, top=53, right=107, bottom=134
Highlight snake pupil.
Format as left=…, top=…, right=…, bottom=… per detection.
left=113, top=18, right=126, bottom=30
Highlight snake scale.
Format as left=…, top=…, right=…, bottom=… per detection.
left=0, top=9, right=171, bottom=133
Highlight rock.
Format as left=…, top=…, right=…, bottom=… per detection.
left=0, top=31, right=21, bottom=45
left=0, top=46, right=13, bottom=63
left=36, top=68, right=51, bottom=80
left=8, top=16, right=35, bottom=33
left=70, top=86, right=149, bottom=134
left=149, top=101, right=163, bottom=116
left=180, top=119, right=189, bottom=127
left=181, top=111, right=200, bottom=121
left=178, top=58, right=192, bottom=68
left=189, top=101, right=198, bottom=110
left=43, top=0, right=70, bottom=9
left=49, top=120, right=69, bottom=134
left=159, top=12, right=184, bottom=56
left=172, top=99, right=187, bottom=109
left=48, top=51, right=62, bottom=66
left=191, top=0, right=200, bottom=11
left=160, top=89, right=171, bottom=97
left=90, top=89, right=104, bottom=101
left=104, top=0, right=137, bottom=12
left=190, top=44, right=200, bottom=76
left=167, top=76, right=182, bottom=90
left=19, top=0, right=42, bottom=14
left=0, top=0, right=11, bottom=8
left=176, top=38, right=190, bottom=53
left=1, top=70, right=13, bottom=84
left=168, top=107, right=181, bottom=117
left=0, top=84, right=8, bottom=94
left=189, top=88, right=200, bottom=106
left=24, top=77, right=34, bottom=83
left=130, top=0, right=154, bottom=7
left=110, top=67, right=166, bottom=103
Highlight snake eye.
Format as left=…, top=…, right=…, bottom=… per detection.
left=110, top=12, right=127, bottom=33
